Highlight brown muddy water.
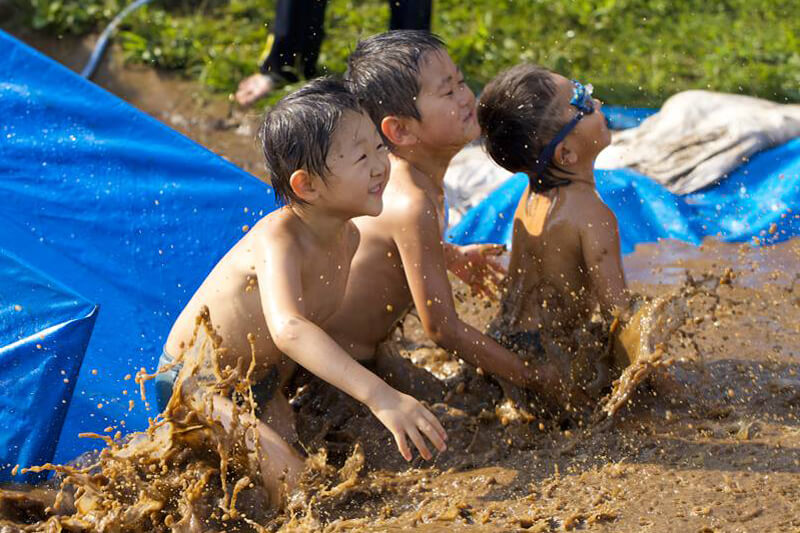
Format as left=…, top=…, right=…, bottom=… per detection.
left=2, top=31, right=800, bottom=532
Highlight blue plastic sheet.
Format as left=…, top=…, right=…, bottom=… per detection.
left=448, top=138, right=800, bottom=253
left=602, top=106, right=658, bottom=130
left=3, top=27, right=799, bottom=475
left=0, top=250, right=97, bottom=483
left=0, top=30, right=279, bottom=466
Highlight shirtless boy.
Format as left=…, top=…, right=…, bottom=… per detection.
left=157, top=78, right=446, bottom=505
left=326, top=31, right=568, bottom=403
left=478, top=64, right=633, bottom=396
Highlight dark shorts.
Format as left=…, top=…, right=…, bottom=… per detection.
left=154, top=348, right=279, bottom=414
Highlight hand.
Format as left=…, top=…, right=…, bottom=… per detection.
left=234, top=73, right=276, bottom=107
left=447, top=243, right=507, bottom=300
left=369, top=389, right=447, bottom=461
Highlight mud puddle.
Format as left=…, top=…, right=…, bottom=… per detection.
left=2, top=32, right=800, bottom=532
left=2, top=238, right=800, bottom=532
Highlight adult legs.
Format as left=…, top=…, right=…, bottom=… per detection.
left=259, top=0, right=329, bottom=82
left=388, top=0, right=432, bottom=31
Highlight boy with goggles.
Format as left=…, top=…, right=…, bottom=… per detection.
left=477, top=64, right=632, bottom=400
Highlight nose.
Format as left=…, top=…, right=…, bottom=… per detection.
left=371, top=149, right=389, bottom=177
left=458, top=83, right=475, bottom=108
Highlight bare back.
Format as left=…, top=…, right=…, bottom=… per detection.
left=501, top=181, right=623, bottom=335
left=165, top=208, right=358, bottom=382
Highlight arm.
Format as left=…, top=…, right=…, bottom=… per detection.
left=579, top=203, right=632, bottom=316
left=393, top=198, right=551, bottom=390
left=258, top=236, right=446, bottom=461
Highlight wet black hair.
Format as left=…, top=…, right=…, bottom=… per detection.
left=259, top=77, right=360, bottom=206
left=345, top=30, right=446, bottom=146
left=478, top=63, right=572, bottom=193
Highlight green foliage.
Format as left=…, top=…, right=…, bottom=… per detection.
left=27, top=0, right=120, bottom=34
left=15, top=0, right=800, bottom=105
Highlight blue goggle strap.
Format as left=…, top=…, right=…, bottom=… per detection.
left=529, top=81, right=594, bottom=179
left=529, top=111, right=585, bottom=180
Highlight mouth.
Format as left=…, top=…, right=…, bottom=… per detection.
left=462, top=108, right=475, bottom=123
left=368, top=178, right=386, bottom=195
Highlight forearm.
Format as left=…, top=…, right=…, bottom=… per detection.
left=434, top=320, right=530, bottom=387
left=274, top=318, right=393, bottom=407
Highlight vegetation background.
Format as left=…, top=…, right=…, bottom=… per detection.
left=7, top=0, right=800, bottom=107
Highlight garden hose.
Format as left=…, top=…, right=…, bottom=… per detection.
left=80, top=0, right=155, bottom=79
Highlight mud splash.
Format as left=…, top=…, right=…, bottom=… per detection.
left=4, top=238, right=799, bottom=532
left=2, top=35, right=799, bottom=531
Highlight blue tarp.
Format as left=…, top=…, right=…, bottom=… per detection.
left=0, top=30, right=279, bottom=468
left=2, top=27, right=799, bottom=477
left=448, top=139, right=800, bottom=253
left=0, top=250, right=97, bottom=483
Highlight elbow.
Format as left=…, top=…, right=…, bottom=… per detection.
left=270, top=317, right=302, bottom=352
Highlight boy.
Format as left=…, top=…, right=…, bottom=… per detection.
left=326, top=31, right=572, bottom=405
left=157, top=78, right=446, bottom=505
left=477, top=64, right=632, bottom=395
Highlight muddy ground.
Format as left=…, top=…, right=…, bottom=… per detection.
left=2, top=30, right=800, bottom=532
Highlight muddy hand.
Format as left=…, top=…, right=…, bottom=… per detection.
left=452, top=243, right=507, bottom=300
left=370, top=390, right=447, bottom=461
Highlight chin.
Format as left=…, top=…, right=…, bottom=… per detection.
left=602, top=131, right=612, bottom=148
left=466, top=121, right=481, bottom=142
left=364, top=201, right=383, bottom=217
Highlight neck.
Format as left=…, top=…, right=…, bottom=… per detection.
left=552, top=157, right=597, bottom=188
left=288, top=204, right=349, bottom=243
left=391, top=142, right=461, bottom=186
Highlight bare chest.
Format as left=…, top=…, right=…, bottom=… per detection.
left=300, top=250, right=352, bottom=324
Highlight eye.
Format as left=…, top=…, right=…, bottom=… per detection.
left=377, top=143, right=386, bottom=151
left=356, top=154, right=367, bottom=163
left=444, top=90, right=455, bottom=97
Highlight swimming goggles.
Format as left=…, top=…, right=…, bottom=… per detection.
left=530, top=80, right=595, bottom=179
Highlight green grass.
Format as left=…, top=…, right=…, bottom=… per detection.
left=13, top=0, right=800, bottom=107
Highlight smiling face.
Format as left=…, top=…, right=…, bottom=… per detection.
left=319, top=110, right=390, bottom=218
left=551, top=73, right=611, bottom=160
left=407, top=50, right=480, bottom=151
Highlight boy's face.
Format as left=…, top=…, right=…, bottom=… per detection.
left=552, top=73, right=611, bottom=157
left=408, top=50, right=480, bottom=151
left=320, top=110, right=389, bottom=218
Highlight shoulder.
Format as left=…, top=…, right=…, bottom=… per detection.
left=250, top=209, right=305, bottom=257
left=563, top=186, right=617, bottom=231
left=389, top=182, right=438, bottom=226
left=583, top=199, right=618, bottom=231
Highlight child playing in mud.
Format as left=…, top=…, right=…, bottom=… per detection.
left=156, top=78, right=446, bottom=506
left=325, top=31, right=574, bottom=406
left=477, top=64, right=633, bottom=397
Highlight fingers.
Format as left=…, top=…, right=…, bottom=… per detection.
left=418, top=416, right=447, bottom=453
left=406, top=426, right=432, bottom=461
left=393, top=431, right=412, bottom=462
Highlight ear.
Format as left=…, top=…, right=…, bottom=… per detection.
left=381, top=116, right=417, bottom=147
left=289, top=169, right=321, bottom=203
left=553, top=141, right=578, bottom=167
